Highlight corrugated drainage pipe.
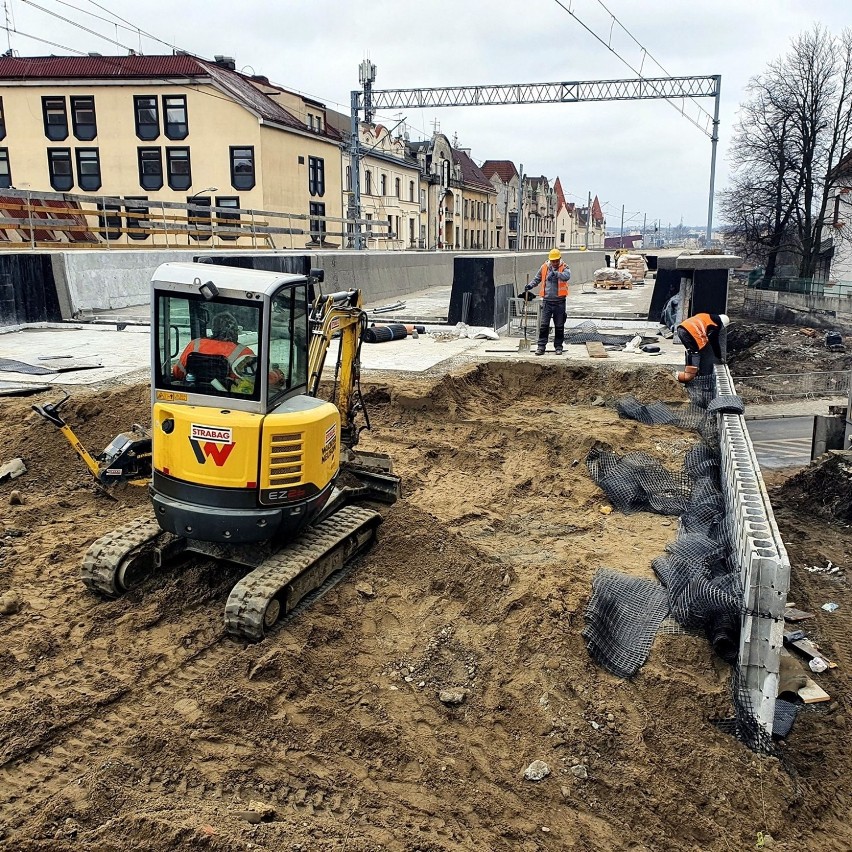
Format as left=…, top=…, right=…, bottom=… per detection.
left=364, top=324, right=409, bottom=343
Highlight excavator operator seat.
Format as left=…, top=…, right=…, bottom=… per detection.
left=184, top=352, right=230, bottom=387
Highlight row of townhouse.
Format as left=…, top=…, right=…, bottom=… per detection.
left=479, top=162, right=606, bottom=251
left=0, top=53, right=604, bottom=251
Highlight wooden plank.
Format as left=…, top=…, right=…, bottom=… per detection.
left=784, top=607, right=815, bottom=623
left=798, top=678, right=831, bottom=704
left=586, top=341, right=608, bottom=359
left=783, top=631, right=838, bottom=668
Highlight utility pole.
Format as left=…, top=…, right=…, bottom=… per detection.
left=620, top=204, right=624, bottom=249
left=517, top=164, right=524, bottom=252
left=585, top=191, right=591, bottom=248
left=642, top=212, right=646, bottom=249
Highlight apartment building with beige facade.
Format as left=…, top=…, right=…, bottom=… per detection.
left=453, top=147, right=498, bottom=251
left=481, top=160, right=519, bottom=250
left=0, top=54, right=343, bottom=246
left=339, top=123, right=423, bottom=249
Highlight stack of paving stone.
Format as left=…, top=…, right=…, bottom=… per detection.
left=616, top=253, right=648, bottom=282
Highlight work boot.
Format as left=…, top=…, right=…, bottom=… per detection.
left=555, top=348, right=563, bottom=355
left=535, top=348, right=545, bottom=356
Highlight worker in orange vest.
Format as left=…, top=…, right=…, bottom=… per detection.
left=523, top=248, right=571, bottom=356
left=172, top=311, right=255, bottom=384
left=676, top=312, right=730, bottom=382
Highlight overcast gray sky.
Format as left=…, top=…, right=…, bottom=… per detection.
left=6, top=0, right=851, bottom=229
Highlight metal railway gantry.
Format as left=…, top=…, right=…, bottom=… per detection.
left=347, top=62, right=721, bottom=249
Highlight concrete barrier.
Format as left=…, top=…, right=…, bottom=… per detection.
left=43, top=247, right=604, bottom=320
left=448, top=250, right=605, bottom=328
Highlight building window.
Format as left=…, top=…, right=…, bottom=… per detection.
left=309, top=201, right=326, bottom=243
left=387, top=216, right=393, bottom=238
left=187, top=195, right=211, bottom=242
left=364, top=170, right=372, bottom=195
left=230, top=146, right=255, bottom=190
left=409, top=217, right=415, bottom=246
left=409, top=180, right=414, bottom=202
left=308, top=156, right=324, bottom=197
left=97, top=202, right=122, bottom=242
left=345, top=165, right=351, bottom=191
left=0, top=98, right=6, bottom=141
left=134, top=95, right=159, bottom=140
left=380, top=174, right=387, bottom=196
left=395, top=177, right=401, bottom=198
left=70, top=96, right=97, bottom=141
left=166, top=147, right=191, bottom=190
left=509, top=212, right=518, bottom=231
left=124, top=197, right=149, bottom=241
left=42, top=97, right=68, bottom=141
left=163, top=95, right=188, bottom=140
left=420, top=189, right=426, bottom=212
left=0, top=148, right=10, bottom=189
left=215, top=196, right=240, bottom=241
left=315, top=114, right=322, bottom=131
left=47, top=148, right=73, bottom=191
left=560, top=231, right=566, bottom=243
left=138, top=147, right=163, bottom=190
left=75, top=148, right=102, bottom=191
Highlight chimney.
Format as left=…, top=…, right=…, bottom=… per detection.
left=213, top=55, right=236, bottom=71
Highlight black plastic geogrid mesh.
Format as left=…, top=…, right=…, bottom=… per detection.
left=564, top=320, right=641, bottom=346
left=583, top=375, right=779, bottom=751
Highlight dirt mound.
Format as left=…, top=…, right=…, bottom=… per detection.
left=0, top=364, right=850, bottom=851
left=777, top=450, right=852, bottom=523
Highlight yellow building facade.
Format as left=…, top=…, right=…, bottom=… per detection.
left=0, top=55, right=343, bottom=247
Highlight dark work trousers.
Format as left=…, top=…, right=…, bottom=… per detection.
left=537, top=298, right=567, bottom=350
left=677, top=326, right=718, bottom=376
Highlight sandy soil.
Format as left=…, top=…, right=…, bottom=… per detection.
left=0, top=361, right=849, bottom=852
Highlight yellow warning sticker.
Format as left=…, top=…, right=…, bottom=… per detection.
left=156, top=391, right=188, bottom=401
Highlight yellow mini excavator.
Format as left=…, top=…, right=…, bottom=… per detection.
left=81, top=262, right=400, bottom=641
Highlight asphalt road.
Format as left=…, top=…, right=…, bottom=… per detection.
left=745, top=415, right=813, bottom=469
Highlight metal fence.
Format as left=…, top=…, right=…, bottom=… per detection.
left=0, top=188, right=385, bottom=251
left=734, top=370, right=850, bottom=401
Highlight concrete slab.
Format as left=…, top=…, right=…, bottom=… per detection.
left=676, top=254, right=743, bottom=270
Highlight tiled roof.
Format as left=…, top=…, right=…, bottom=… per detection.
left=0, top=54, right=341, bottom=141
left=591, top=195, right=604, bottom=223
left=554, top=177, right=568, bottom=212
left=480, top=160, right=518, bottom=183
left=452, top=148, right=495, bottom=192
left=0, top=54, right=208, bottom=79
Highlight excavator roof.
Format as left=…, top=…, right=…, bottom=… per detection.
left=151, top=262, right=309, bottom=299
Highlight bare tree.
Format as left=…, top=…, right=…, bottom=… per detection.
left=722, top=26, right=852, bottom=281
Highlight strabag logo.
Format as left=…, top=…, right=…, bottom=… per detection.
left=189, top=423, right=235, bottom=466
left=321, top=423, right=337, bottom=463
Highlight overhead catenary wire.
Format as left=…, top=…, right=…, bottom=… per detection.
left=551, top=0, right=715, bottom=138
left=16, top=0, right=137, bottom=53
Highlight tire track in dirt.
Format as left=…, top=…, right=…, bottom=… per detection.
left=0, top=623, right=231, bottom=831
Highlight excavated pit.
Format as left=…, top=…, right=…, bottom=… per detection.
left=0, top=361, right=849, bottom=851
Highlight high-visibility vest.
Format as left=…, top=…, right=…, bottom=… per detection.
left=679, top=313, right=718, bottom=351
left=538, top=262, right=570, bottom=298
left=174, top=338, right=254, bottom=377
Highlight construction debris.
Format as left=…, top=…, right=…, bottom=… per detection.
left=0, top=458, right=26, bottom=483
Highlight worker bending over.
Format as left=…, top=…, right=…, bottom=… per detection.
left=676, top=312, right=730, bottom=382
left=524, top=248, right=571, bottom=356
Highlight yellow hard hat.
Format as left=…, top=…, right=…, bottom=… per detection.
left=548, top=248, right=561, bottom=261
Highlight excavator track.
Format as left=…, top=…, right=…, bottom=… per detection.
left=81, top=514, right=172, bottom=598
left=224, top=505, right=381, bottom=642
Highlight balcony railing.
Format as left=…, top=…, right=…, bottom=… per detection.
left=0, top=187, right=385, bottom=250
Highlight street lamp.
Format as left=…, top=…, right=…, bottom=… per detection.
left=187, top=188, right=218, bottom=244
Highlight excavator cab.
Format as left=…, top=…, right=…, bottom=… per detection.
left=79, top=262, right=399, bottom=641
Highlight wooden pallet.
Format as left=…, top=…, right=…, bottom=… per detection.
left=594, top=280, right=633, bottom=290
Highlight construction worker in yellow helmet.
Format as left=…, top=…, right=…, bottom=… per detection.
left=523, top=248, right=571, bottom=356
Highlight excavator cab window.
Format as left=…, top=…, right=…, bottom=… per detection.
left=155, top=292, right=263, bottom=400
left=267, top=283, right=308, bottom=406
